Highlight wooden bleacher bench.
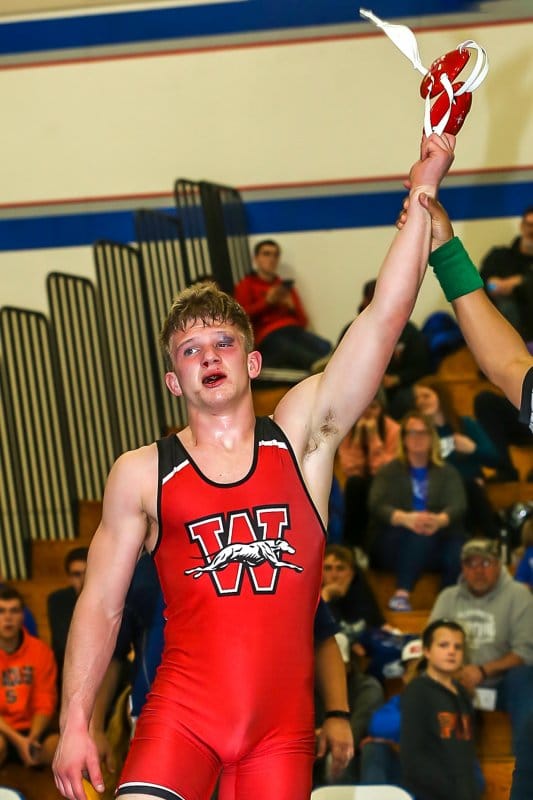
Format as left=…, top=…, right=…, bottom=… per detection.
left=366, top=569, right=441, bottom=613
left=0, top=763, right=61, bottom=800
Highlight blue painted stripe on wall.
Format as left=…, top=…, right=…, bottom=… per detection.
left=0, top=180, right=530, bottom=252
left=245, top=181, right=533, bottom=234
left=0, top=1, right=482, bottom=56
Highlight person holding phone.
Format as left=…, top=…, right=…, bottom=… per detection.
left=234, top=239, right=332, bottom=371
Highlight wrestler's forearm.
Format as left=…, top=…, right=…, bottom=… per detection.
left=315, top=636, right=350, bottom=713
left=60, top=592, right=122, bottom=734
left=452, top=289, right=531, bottom=408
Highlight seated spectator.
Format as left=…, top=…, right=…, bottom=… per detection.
left=0, top=572, right=37, bottom=637
left=0, top=586, right=58, bottom=768
left=340, top=280, right=431, bottom=419
left=359, top=637, right=423, bottom=787
left=414, top=375, right=501, bottom=538
left=430, top=538, right=533, bottom=755
left=234, top=239, right=331, bottom=370
left=47, top=546, right=88, bottom=685
left=513, top=519, right=533, bottom=589
left=474, top=389, right=533, bottom=482
left=368, top=411, right=466, bottom=612
left=400, top=619, right=481, bottom=800
left=337, top=389, right=400, bottom=550
left=320, top=545, right=386, bottom=748
left=480, top=206, right=533, bottom=346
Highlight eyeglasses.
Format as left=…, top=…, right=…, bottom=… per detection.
left=257, top=249, right=280, bottom=258
left=462, top=558, right=497, bottom=569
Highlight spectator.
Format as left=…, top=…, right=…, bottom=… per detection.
left=513, top=519, right=533, bottom=589
left=47, top=547, right=88, bottom=685
left=400, top=619, right=480, bottom=800
left=320, top=545, right=386, bottom=748
left=414, top=375, right=501, bottom=537
left=368, top=411, right=466, bottom=611
left=0, top=586, right=58, bottom=768
left=429, top=538, right=533, bottom=754
left=359, top=638, right=423, bottom=787
left=337, top=389, right=400, bottom=550
left=340, top=280, right=431, bottom=419
left=234, top=238, right=331, bottom=370
left=0, top=572, right=37, bottom=638
left=474, top=390, right=533, bottom=482
left=480, top=206, right=533, bottom=345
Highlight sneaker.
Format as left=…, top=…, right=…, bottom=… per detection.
left=388, top=593, right=412, bottom=612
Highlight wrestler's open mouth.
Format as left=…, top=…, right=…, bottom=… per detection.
left=203, top=372, right=225, bottom=386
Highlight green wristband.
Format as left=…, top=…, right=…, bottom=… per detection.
left=429, top=236, right=483, bottom=302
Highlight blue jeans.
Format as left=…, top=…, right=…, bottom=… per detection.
left=259, top=326, right=331, bottom=370
left=495, top=664, right=533, bottom=754
left=359, top=741, right=402, bottom=786
left=510, top=710, right=533, bottom=799
left=370, top=525, right=463, bottom=592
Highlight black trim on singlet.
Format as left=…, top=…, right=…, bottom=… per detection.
left=518, top=365, right=533, bottom=431
left=264, top=416, right=328, bottom=540
left=117, top=783, right=186, bottom=800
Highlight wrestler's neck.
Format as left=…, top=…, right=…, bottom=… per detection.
left=184, top=399, right=257, bottom=451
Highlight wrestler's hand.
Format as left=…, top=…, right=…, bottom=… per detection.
left=53, top=724, right=105, bottom=800
left=397, top=194, right=454, bottom=253
left=316, top=717, right=354, bottom=780
left=408, top=132, right=456, bottom=195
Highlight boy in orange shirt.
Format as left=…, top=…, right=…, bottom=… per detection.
left=0, top=586, right=58, bottom=767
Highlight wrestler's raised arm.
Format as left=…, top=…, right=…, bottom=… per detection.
left=53, top=446, right=156, bottom=800
left=274, top=133, right=455, bottom=509
left=416, top=194, right=533, bottom=409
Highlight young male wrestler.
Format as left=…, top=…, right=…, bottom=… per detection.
left=53, top=132, right=455, bottom=800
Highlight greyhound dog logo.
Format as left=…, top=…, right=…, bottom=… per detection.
left=184, top=538, right=303, bottom=579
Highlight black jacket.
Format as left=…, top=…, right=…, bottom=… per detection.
left=400, top=674, right=480, bottom=800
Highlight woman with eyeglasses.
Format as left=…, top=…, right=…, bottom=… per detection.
left=367, top=411, right=466, bottom=611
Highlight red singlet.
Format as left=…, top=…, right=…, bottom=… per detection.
left=117, top=417, right=326, bottom=800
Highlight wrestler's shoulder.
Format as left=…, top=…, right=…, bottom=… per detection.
left=111, top=441, right=159, bottom=478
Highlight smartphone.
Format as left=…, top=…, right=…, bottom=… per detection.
left=281, top=278, right=294, bottom=289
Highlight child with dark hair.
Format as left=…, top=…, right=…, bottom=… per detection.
left=400, top=619, right=480, bottom=800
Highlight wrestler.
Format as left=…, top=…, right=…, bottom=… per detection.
left=53, top=132, right=455, bottom=800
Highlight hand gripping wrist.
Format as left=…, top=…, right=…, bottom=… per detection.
left=429, top=236, right=483, bottom=302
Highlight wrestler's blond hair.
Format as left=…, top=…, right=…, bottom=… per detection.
left=159, top=281, right=254, bottom=367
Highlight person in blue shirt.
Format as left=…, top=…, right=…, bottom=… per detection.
left=368, top=411, right=466, bottom=612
